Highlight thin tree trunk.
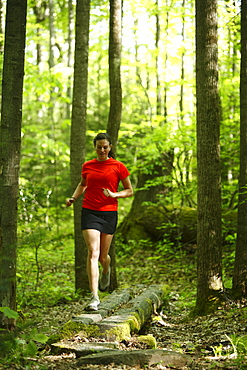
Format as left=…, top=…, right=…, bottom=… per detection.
left=48, top=0, right=55, bottom=69
left=107, top=0, right=122, bottom=291
left=155, top=0, right=162, bottom=117
left=107, top=0, right=122, bottom=149
left=221, top=3, right=239, bottom=184
left=0, top=0, right=3, bottom=54
left=0, top=0, right=3, bottom=105
left=163, top=0, right=171, bottom=123
left=71, top=0, right=90, bottom=294
left=134, top=18, right=152, bottom=122
left=33, top=1, right=47, bottom=66
left=232, top=0, right=247, bottom=299
left=195, top=0, right=223, bottom=314
left=0, top=0, right=27, bottom=328
left=66, top=0, right=73, bottom=119
left=179, top=0, right=185, bottom=125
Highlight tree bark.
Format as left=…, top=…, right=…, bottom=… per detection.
left=48, top=0, right=56, bottom=69
left=66, top=0, right=74, bottom=119
left=179, top=0, right=185, bottom=125
left=107, top=0, right=122, bottom=150
left=0, top=0, right=3, bottom=54
left=71, top=0, right=90, bottom=294
left=232, top=0, right=247, bottom=299
left=163, top=0, right=170, bottom=122
left=0, top=0, right=4, bottom=103
left=195, top=0, right=223, bottom=314
left=155, top=0, right=162, bottom=117
left=134, top=18, right=152, bottom=122
left=107, top=0, right=122, bottom=291
left=0, top=0, right=27, bottom=328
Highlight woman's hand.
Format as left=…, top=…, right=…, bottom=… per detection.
left=102, top=188, right=116, bottom=198
left=66, top=198, right=75, bottom=207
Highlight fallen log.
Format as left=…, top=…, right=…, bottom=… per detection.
left=50, top=285, right=168, bottom=347
left=118, top=204, right=237, bottom=244
left=95, top=285, right=165, bottom=340
left=49, top=285, right=194, bottom=368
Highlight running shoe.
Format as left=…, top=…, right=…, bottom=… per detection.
left=99, top=266, right=111, bottom=292
left=85, top=294, right=100, bottom=311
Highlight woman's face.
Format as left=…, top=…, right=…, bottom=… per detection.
left=95, top=139, right=112, bottom=161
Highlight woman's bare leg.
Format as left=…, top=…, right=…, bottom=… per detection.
left=82, top=229, right=101, bottom=297
left=99, top=233, right=113, bottom=273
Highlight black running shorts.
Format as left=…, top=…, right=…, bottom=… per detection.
left=81, top=208, right=118, bottom=235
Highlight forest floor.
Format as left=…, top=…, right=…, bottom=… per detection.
left=1, top=243, right=247, bottom=370
left=20, top=295, right=247, bottom=370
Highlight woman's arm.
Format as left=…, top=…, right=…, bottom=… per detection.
left=102, top=176, right=133, bottom=199
left=66, top=178, right=87, bottom=206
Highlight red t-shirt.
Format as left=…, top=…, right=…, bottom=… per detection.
left=81, top=158, right=130, bottom=211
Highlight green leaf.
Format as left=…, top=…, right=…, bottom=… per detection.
left=32, top=333, right=48, bottom=344
left=0, top=307, right=19, bottom=320
left=23, top=340, right=37, bottom=357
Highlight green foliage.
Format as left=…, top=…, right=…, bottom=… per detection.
left=17, top=182, right=76, bottom=307
left=118, top=122, right=197, bottom=209
left=17, top=231, right=76, bottom=307
left=211, top=333, right=247, bottom=369
left=0, top=307, right=19, bottom=320
left=18, top=0, right=241, bottom=243
left=222, top=234, right=237, bottom=285
left=226, top=334, right=247, bottom=357
left=116, top=237, right=196, bottom=311
left=0, top=4, right=244, bottom=370
left=0, top=326, right=48, bottom=367
left=0, top=2, right=244, bottom=367
left=0, top=331, right=17, bottom=361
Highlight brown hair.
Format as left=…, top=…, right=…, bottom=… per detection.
left=93, top=132, right=115, bottom=158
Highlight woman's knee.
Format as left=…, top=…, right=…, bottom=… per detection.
left=88, top=248, right=100, bottom=261
left=98, top=255, right=105, bottom=265
left=99, top=254, right=110, bottom=266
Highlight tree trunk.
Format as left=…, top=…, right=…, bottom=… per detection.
left=107, top=0, right=122, bottom=150
left=232, top=0, right=247, bottom=299
left=71, top=0, right=90, bottom=294
left=66, top=0, right=73, bottom=119
left=48, top=0, right=55, bottom=69
left=221, top=2, right=239, bottom=186
left=0, top=0, right=3, bottom=54
left=134, top=18, right=152, bottom=122
left=155, top=0, right=162, bottom=117
left=179, top=0, right=185, bottom=125
left=48, top=0, right=59, bottom=231
left=32, top=1, right=46, bottom=117
left=163, top=0, right=170, bottom=122
left=195, top=0, right=223, bottom=314
left=107, top=0, right=122, bottom=291
left=0, top=0, right=27, bottom=328
left=0, top=0, right=4, bottom=103
left=33, top=1, right=47, bottom=66
left=119, top=150, right=174, bottom=243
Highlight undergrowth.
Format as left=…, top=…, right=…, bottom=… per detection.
left=0, top=224, right=242, bottom=369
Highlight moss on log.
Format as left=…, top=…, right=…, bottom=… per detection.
left=47, top=320, right=100, bottom=345
left=137, top=335, right=157, bottom=349
left=118, top=205, right=237, bottom=244
left=95, top=285, right=166, bottom=341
